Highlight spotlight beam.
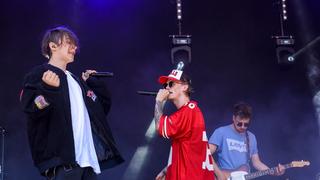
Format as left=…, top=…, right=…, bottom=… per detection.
left=122, top=119, right=157, bottom=180
left=288, top=36, right=320, bottom=62
left=122, top=145, right=150, bottom=180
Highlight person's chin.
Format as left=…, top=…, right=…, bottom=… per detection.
left=168, top=94, right=174, bottom=100
left=236, top=129, right=245, bottom=133
left=68, top=57, right=75, bottom=62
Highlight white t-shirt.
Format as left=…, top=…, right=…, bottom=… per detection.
left=65, top=71, right=101, bottom=174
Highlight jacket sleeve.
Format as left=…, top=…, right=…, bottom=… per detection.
left=20, top=71, right=61, bottom=120
left=85, top=77, right=112, bottom=114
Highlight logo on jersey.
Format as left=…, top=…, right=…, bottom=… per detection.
left=226, top=138, right=247, bottom=153
left=87, top=90, right=97, bottom=102
left=188, top=103, right=195, bottom=109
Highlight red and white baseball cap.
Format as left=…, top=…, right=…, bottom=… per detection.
left=158, top=69, right=184, bottom=84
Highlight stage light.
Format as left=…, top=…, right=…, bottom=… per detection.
left=170, top=35, right=192, bottom=65
left=281, top=0, right=287, bottom=21
left=176, top=0, right=182, bottom=20
left=276, top=37, right=294, bottom=45
left=272, top=0, right=294, bottom=65
left=274, top=36, right=295, bottom=65
left=276, top=46, right=295, bottom=65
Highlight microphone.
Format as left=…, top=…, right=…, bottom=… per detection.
left=90, top=72, right=114, bottom=77
left=137, top=91, right=158, bottom=96
left=137, top=91, right=172, bottom=96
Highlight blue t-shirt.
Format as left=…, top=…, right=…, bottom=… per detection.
left=208, top=125, right=258, bottom=170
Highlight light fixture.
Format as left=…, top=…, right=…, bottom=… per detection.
left=170, top=0, right=192, bottom=66
left=272, top=0, right=295, bottom=66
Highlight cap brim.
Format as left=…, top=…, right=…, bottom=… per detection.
left=158, top=76, right=180, bottom=84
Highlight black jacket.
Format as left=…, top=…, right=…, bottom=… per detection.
left=20, top=63, right=124, bottom=175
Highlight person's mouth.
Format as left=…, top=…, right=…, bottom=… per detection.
left=69, top=51, right=76, bottom=56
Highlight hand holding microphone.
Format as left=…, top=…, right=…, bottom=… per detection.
left=82, top=70, right=114, bottom=81
left=156, top=89, right=170, bottom=102
left=82, top=70, right=96, bottom=81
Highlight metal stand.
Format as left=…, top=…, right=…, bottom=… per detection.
left=0, top=127, right=5, bottom=180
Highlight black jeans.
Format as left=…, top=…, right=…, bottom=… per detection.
left=45, top=164, right=97, bottom=180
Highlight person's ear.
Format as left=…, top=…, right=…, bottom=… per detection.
left=182, top=84, right=188, bottom=91
left=49, top=42, right=58, bottom=50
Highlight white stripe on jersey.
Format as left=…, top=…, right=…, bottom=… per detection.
left=163, top=116, right=169, bottom=139
left=202, top=131, right=208, bottom=142
left=167, top=146, right=172, bottom=166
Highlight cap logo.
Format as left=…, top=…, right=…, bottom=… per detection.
left=168, top=69, right=183, bottom=81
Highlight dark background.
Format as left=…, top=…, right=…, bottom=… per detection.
left=1, top=0, right=320, bottom=179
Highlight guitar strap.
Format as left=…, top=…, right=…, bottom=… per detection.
left=245, top=131, right=251, bottom=170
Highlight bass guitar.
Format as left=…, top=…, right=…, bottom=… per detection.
left=222, top=160, right=310, bottom=180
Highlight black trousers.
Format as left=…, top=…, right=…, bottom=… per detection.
left=45, top=165, right=97, bottom=180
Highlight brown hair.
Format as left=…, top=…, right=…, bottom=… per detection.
left=180, top=73, right=193, bottom=97
left=41, top=26, right=79, bottom=59
left=233, top=102, right=252, bottom=119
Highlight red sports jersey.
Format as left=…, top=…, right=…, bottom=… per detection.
left=158, top=101, right=215, bottom=180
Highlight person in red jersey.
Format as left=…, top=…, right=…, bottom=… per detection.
left=154, top=69, right=215, bottom=180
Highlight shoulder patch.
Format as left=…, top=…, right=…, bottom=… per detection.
left=34, top=95, right=50, bottom=109
left=188, top=103, right=196, bottom=109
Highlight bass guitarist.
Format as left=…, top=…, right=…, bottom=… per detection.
left=208, top=102, right=285, bottom=180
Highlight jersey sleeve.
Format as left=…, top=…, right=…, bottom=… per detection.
left=158, top=105, right=193, bottom=139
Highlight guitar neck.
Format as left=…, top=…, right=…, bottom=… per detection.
left=245, top=164, right=291, bottom=180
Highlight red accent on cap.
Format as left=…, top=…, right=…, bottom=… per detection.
left=158, top=76, right=181, bottom=85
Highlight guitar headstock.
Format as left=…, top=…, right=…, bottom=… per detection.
left=291, top=160, right=310, bottom=167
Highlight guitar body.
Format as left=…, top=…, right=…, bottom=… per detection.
left=228, top=171, right=248, bottom=180
left=221, top=165, right=249, bottom=180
